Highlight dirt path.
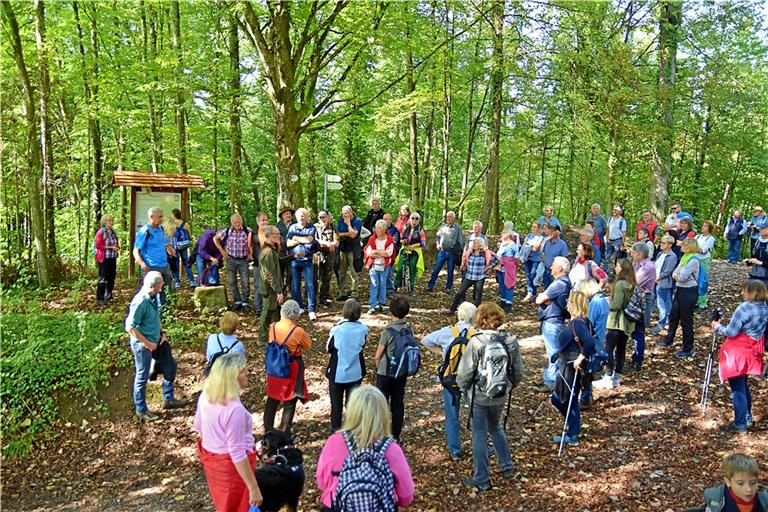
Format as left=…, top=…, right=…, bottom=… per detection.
left=3, top=260, right=767, bottom=511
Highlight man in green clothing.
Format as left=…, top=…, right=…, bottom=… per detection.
left=259, top=225, right=285, bottom=343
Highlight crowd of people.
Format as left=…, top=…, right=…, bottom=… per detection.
left=113, top=199, right=768, bottom=511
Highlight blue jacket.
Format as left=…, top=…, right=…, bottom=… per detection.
left=703, top=484, right=768, bottom=512
left=587, top=293, right=609, bottom=352
left=327, top=320, right=368, bottom=384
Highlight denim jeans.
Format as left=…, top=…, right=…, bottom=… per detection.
left=443, top=388, right=461, bottom=456
left=496, top=272, right=514, bottom=304
left=290, top=259, right=316, bottom=312
left=386, top=264, right=396, bottom=296
left=525, top=260, right=539, bottom=297
left=173, top=248, right=195, bottom=286
left=541, top=321, right=563, bottom=387
left=727, top=238, right=742, bottom=263
left=552, top=383, right=581, bottom=439
left=697, top=257, right=711, bottom=307
left=656, top=288, right=673, bottom=329
left=427, top=250, right=456, bottom=291
left=226, top=257, right=250, bottom=305
left=131, top=341, right=174, bottom=412
left=604, top=239, right=623, bottom=269
left=631, top=316, right=645, bottom=365
left=470, top=403, right=514, bottom=487
left=728, top=375, right=753, bottom=430
left=369, top=268, right=388, bottom=308
left=252, top=266, right=262, bottom=313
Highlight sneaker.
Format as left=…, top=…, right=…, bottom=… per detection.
left=625, top=362, right=642, bottom=373
left=299, top=308, right=305, bottom=316
left=97, top=299, right=107, bottom=306
left=368, top=307, right=377, bottom=315
left=552, top=435, right=579, bottom=446
left=579, top=398, right=593, bottom=410
left=308, top=311, right=317, bottom=321
left=719, top=422, right=748, bottom=435
left=534, top=384, right=554, bottom=393
left=443, top=309, right=456, bottom=315
left=675, top=350, right=693, bottom=359
left=444, top=288, right=453, bottom=295
left=522, top=293, right=533, bottom=303
left=162, top=399, right=189, bottom=410
left=136, top=410, right=160, bottom=422
left=656, top=340, right=672, bottom=348
left=501, top=466, right=515, bottom=478
left=462, top=477, right=491, bottom=492
left=240, top=304, right=250, bottom=314
left=593, top=374, right=615, bottom=390
left=425, top=288, right=434, bottom=293
left=408, top=291, right=416, bottom=298
left=611, top=374, right=621, bottom=387
left=649, top=325, right=663, bottom=335
left=232, top=303, right=243, bottom=312
left=450, top=451, right=463, bottom=462
left=378, top=305, right=387, bottom=314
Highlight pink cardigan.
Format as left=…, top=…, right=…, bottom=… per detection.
left=316, top=432, right=415, bottom=508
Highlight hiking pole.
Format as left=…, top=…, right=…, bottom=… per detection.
left=700, top=308, right=723, bottom=412
left=557, top=361, right=579, bottom=462
left=503, top=391, right=512, bottom=431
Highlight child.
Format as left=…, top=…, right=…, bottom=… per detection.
left=374, top=297, right=413, bottom=441
left=205, top=311, right=245, bottom=365
left=447, top=238, right=498, bottom=314
left=701, top=453, right=767, bottom=511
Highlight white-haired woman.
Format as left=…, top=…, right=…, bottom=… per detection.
left=364, top=219, right=395, bottom=314
left=495, top=222, right=519, bottom=313
left=264, top=300, right=312, bottom=435
left=421, top=302, right=478, bottom=460
left=94, top=214, right=120, bottom=305
left=316, top=385, right=415, bottom=511
left=195, top=353, right=263, bottom=511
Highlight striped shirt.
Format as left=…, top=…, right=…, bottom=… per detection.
left=714, top=301, right=768, bottom=339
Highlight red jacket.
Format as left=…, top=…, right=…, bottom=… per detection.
left=364, top=233, right=395, bottom=268
left=93, top=227, right=118, bottom=263
left=635, top=220, right=660, bottom=242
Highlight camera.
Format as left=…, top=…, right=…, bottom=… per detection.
left=709, top=307, right=724, bottom=323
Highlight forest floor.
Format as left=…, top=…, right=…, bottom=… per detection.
left=2, top=260, right=767, bottom=512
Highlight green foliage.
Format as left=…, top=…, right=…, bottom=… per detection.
left=0, top=296, right=127, bottom=457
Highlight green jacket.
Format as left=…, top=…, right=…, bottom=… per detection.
left=259, top=242, right=282, bottom=296
left=607, top=279, right=635, bottom=334
left=703, top=484, right=768, bottom=512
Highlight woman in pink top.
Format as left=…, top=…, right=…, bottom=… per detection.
left=195, top=353, right=262, bottom=511
left=316, top=385, right=415, bottom=511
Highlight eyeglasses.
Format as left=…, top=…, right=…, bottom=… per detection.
left=410, top=216, right=419, bottom=220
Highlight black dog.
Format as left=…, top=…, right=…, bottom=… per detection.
left=255, top=430, right=305, bottom=512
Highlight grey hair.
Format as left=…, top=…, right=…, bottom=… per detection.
left=295, top=208, right=309, bottom=220
left=631, top=242, right=649, bottom=259
left=374, top=219, right=388, bottom=231
left=230, top=213, right=243, bottom=222
left=472, top=220, right=483, bottom=229
left=552, top=256, right=570, bottom=273
left=100, top=214, right=115, bottom=226
left=341, top=298, right=362, bottom=322
left=446, top=211, right=456, bottom=218
left=281, top=300, right=301, bottom=320
left=591, top=203, right=601, bottom=210
left=457, top=302, right=477, bottom=323
left=263, top=225, right=278, bottom=237
left=342, top=205, right=353, bottom=214
left=147, top=206, right=163, bottom=219
left=503, top=221, right=515, bottom=235
left=142, top=270, right=164, bottom=290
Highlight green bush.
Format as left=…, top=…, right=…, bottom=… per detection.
left=0, top=307, right=127, bottom=457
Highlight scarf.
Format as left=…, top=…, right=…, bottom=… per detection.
left=680, top=253, right=696, bottom=268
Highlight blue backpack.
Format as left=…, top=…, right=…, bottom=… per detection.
left=175, top=220, right=191, bottom=250
left=332, top=431, right=397, bottom=512
left=266, top=324, right=299, bottom=378
left=386, top=325, right=421, bottom=379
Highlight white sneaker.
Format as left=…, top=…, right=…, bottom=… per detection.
left=593, top=374, right=615, bottom=390
left=299, top=308, right=305, bottom=316
left=611, top=373, right=621, bottom=388
left=308, top=311, right=317, bottom=321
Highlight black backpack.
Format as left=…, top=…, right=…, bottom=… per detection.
left=204, top=334, right=242, bottom=376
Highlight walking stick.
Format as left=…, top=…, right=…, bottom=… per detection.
left=557, top=361, right=579, bottom=462
left=700, top=308, right=724, bottom=412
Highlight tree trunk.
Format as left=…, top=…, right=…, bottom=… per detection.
left=480, top=0, right=503, bottom=234
left=606, top=125, right=619, bottom=207
left=171, top=0, right=188, bottom=175
left=35, top=0, right=57, bottom=257
left=406, top=33, right=420, bottom=210
left=459, top=37, right=482, bottom=223
left=306, top=132, right=319, bottom=215
left=212, top=113, right=219, bottom=220
left=692, top=103, right=712, bottom=218
left=2, top=1, right=51, bottom=285
left=650, top=0, right=682, bottom=219
left=441, top=5, right=453, bottom=218
left=242, top=148, right=261, bottom=213
left=141, top=1, right=162, bottom=171
left=228, top=12, right=242, bottom=214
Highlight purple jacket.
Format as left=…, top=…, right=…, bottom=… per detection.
left=198, top=229, right=222, bottom=262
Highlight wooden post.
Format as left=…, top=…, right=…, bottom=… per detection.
left=129, top=186, right=137, bottom=277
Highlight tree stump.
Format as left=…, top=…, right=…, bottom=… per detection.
left=194, top=285, right=228, bottom=313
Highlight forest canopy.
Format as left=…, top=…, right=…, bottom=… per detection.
left=2, top=0, right=767, bottom=287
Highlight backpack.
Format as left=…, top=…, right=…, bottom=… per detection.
left=569, top=318, right=606, bottom=375
left=386, top=325, right=421, bottom=379
left=438, top=325, right=476, bottom=394
left=204, top=334, right=242, bottom=377
left=175, top=221, right=191, bottom=251
left=474, top=332, right=514, bottom=399
left=265, top=324, right=299, bottom=378
left=624, top=284, right=644, bottom=322
left=200, top=265, right=220, bottom=286
left=332, top=431, right=397, bottom=512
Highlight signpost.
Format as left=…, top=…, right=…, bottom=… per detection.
left=323, top=174, right=343, bottom=211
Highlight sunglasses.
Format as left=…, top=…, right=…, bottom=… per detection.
left=410, top=216, right=419, bottom=220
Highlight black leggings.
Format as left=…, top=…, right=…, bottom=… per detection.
left=450, top=277, right=485, bottom=311
left=665, top=286, right=698, bottom=352
left=605, top=329, right=628, bottom=375
left=263, top=397, right=299, bottom=435
left=97, top=258, right=117, bottom=301
left=329, top=380, right=361, bottom=432
left=376, top=374, right=407, bottom=441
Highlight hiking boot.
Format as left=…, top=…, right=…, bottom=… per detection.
left=449, top=451, right=464, bottom=462
left=162, top=399, right=189, bottom=410
left=136, top=410, right=160, bottom=422
left=462, top=477, right=492, bottom=492
left=552, top=434, right=579, bottom=446
left=368, top=307, right=377, bottom=315
left=501, top=465, right=515, bottom=478
left=533, top=384, right=554, bottom=393
left=579, top=398, right=593, bottom=410
left=719, top=422, right=748, bottom=435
